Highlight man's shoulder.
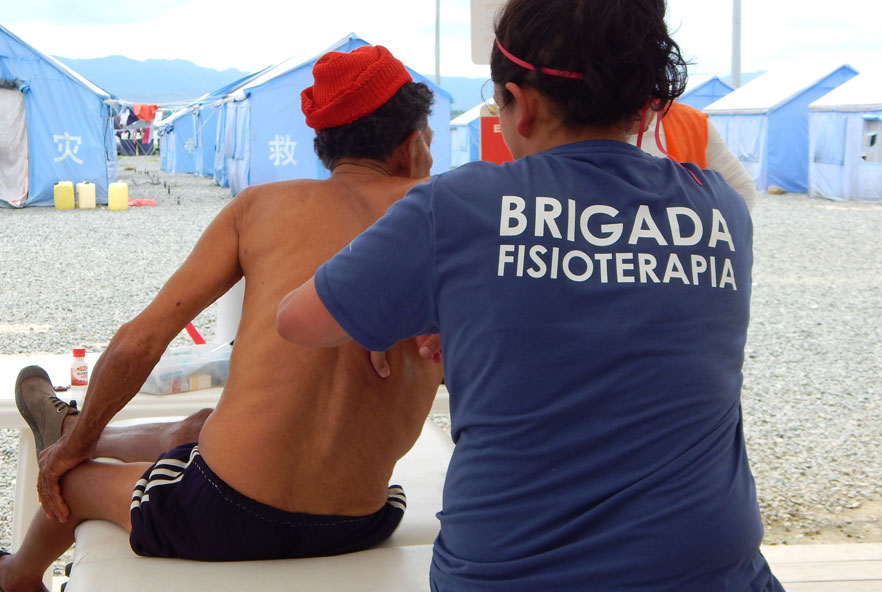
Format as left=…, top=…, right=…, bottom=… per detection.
left=238, top=178, right=321, bottom=199
left=233, top=179, right=335, bottom=214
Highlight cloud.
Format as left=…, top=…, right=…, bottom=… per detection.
left=667, top=0, right=882, bottom=75
left=9, top=0, right=878, bottom=79
left=2, top=0, right=490, bottom=77
left=4, top=0, right=185, bottom=26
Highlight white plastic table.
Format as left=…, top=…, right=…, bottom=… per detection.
left=0, top=351, right=449, bottom=552
left=0, top=353, right=225, bottom=549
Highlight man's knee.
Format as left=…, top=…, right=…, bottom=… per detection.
left=61, top=460, right=147, bottom=530
left=176, top=408, right=212, bottom=441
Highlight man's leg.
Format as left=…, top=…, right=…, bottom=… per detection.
left=0, top=460, right=148, bottom=592
left=91, top=408, right=212, bottom=462
left=18, top=365, right=211, bottom=463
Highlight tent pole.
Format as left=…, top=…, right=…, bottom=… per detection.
left=731, top=0, right=742, bottom=88
left=434, top=0, right=441, bottom=85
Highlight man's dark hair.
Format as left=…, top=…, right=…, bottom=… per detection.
left=491, top=0, right=688, bottom=128
left=313, top=82, right=434, bottom=170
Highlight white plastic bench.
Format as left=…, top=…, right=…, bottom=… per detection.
left=64, top=417, right=453, bottom=591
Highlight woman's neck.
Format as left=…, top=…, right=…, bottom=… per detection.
left=521, top=123, right=629, bottom=156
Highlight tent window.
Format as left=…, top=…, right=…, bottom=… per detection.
left=862, top=119, right=882, bottom=163
left=728, top=117, right=763, bottom=163
left=0, top=87, right=29, bottom=207
left=813, top=113, right=846, bottom=166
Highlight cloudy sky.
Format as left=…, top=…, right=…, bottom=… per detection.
left=4, top=0, right=881, bottom=80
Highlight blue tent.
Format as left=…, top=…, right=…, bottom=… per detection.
left=159, top=108, right=199, bottom=174
left=158, top=67, right=272, bottom=183
left=679, top=75, right=733, bottom=110
left=450, top=102, right=485, bottom=168
left=204, top=67, right=273, bottom=186
left=158, top=104, right=216, bottom=176
left=705, top=64, right=858, bottom=193
left=808, top=72, right=882, bottom=202
left=221, top=34, right=453, bottom=195
left=0, top=24, right=117, bottom=207
left=158, top=115, right=174, bottom=172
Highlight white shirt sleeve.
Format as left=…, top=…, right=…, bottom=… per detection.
left=704, top=120, right=757, bottom=212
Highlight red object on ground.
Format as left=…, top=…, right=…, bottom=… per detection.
left=127, top=198, right=157, bottom=207
left=185, top=323, right=206, bottom=345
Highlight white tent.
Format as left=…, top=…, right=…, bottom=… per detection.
left=808, top=72, right=882, bottom=202
left=705, top=64, right=857, bottom=193
left=679, top=75, right=733, bottom=110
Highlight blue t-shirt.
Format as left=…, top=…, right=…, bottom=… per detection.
left=316, top=141, right=780, bottom=591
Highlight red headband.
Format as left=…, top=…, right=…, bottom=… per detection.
left=494, top=39, right=584, bottom=80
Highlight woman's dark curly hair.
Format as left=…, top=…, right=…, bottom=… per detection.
left=491, top=0, right=687, bottom=127
left=313, top=81, right=434, bottom=170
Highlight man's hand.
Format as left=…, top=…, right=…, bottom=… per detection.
left=370, top=334, right=442, bottom=379
left=37, top=437, right=90, bottom=522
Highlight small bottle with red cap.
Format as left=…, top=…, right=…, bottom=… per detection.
left=71, top=347, right=89, bottom=386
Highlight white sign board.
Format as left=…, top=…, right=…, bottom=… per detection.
left=470, top=0, right=505, bottom=65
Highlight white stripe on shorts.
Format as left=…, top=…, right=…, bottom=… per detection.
left=131, top=446, right=200, bottom=510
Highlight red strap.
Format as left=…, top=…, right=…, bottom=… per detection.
left=635, top=103, right=650, bottom=149
left=185, top=322, right=206, bottom=345
left=495, top=39, right=584, bottom=80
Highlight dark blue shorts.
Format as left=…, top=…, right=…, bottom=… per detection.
left=129, top=442, right=406, bottom=561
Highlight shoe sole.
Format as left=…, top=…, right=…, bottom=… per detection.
left=14, top=365, right=53, bottom=453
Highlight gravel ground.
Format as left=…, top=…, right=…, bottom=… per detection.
left=741, top=195, right=882, bottom=544
left=1, top=156, right=881, bottom=575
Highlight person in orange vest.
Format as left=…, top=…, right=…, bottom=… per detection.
left=631, top=101, right=757, bottom=211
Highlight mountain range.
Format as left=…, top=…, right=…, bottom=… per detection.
left=55, top=55, right=756, bottom=117
left=56, top=55, right=488, bottom=114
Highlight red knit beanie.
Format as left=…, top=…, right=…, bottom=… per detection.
left=301, top=45, right=412, bottom=131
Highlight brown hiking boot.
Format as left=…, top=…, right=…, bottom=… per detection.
left=14, top=365, right=79, bottom=453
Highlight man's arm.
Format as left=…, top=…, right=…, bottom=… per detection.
left=39, top=196, right=246, bottom=521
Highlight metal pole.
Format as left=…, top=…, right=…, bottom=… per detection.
left=731, top=0, right=742, bottom=88
left=435, top=0, right=441, bottom=85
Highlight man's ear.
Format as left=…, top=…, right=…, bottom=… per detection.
left=505, top=82, right=537, bottom=138
left=390, top=129, right=422, bottom=178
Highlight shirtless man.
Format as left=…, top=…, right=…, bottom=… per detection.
left=1, top=45, right=442, bottom=591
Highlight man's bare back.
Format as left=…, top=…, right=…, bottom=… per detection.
left=196, top=171, right=444, bottom=516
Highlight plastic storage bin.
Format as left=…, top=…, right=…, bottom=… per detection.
left=140, top=343, right=232, bottom=395
left=53, top=181, right=75, bottom=209
left=76, top=182, right=96, bottom=209
left=108, top=182, right=129, bottom=211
